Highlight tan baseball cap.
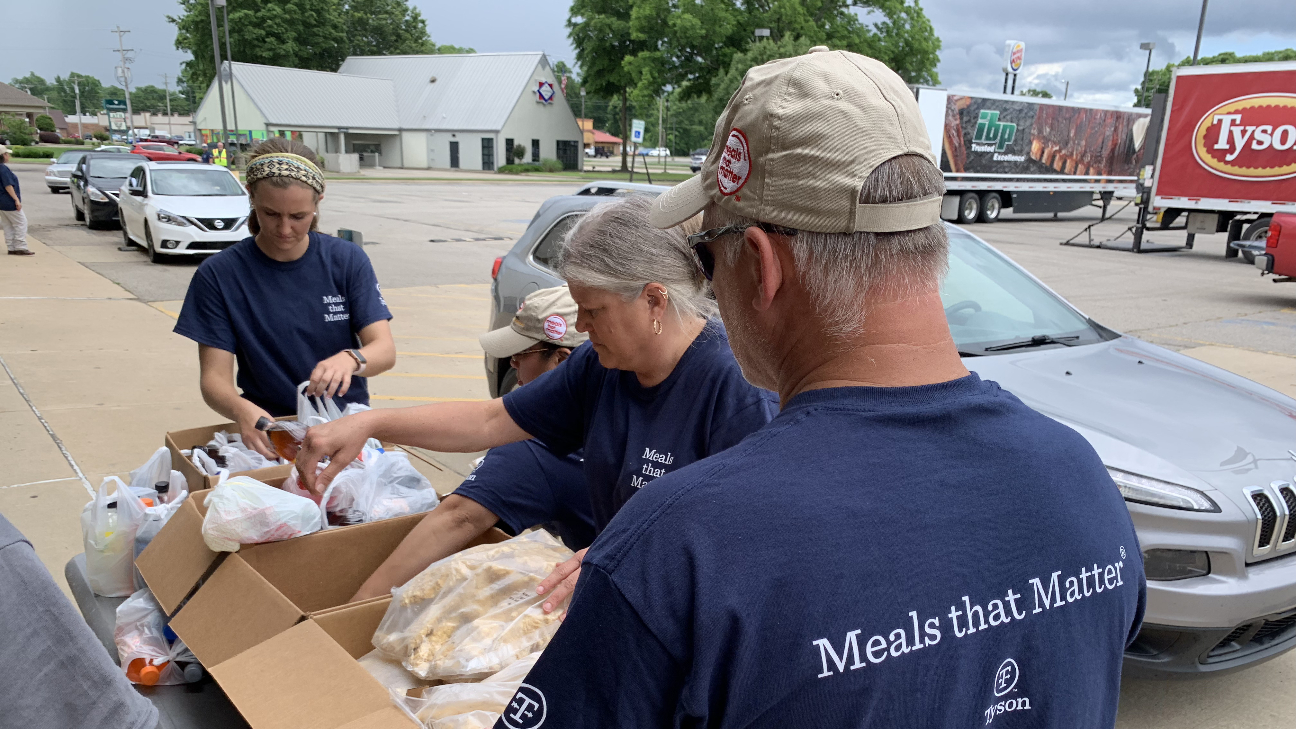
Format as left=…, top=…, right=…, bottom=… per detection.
left=650, top=46, right=941, bottom=233
left=479, top=285, right=588, bottom=358
left=0, top=145, right=10, bottom=157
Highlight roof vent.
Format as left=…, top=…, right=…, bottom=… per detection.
left=429, top=76, right=437, bottom=83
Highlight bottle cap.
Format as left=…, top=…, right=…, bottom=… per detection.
left=106, top=501, right=118, bottom=509
left=139, top=663, right=164, bottom=686
left=154, top=480, right=170, bottom=494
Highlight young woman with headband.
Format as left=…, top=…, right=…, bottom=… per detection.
left=174, top=138, right=395, bottom=458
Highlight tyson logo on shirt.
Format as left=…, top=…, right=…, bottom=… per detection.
left=983, top=658, right=1032, bottom=725
left=543, top=315, right=567, bottom=340
left=717, top=128, right=751, bottom=196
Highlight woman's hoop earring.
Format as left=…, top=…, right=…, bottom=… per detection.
left=653, top=320, right=662, bottom=335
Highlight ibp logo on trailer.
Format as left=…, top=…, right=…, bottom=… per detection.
left=1194, top=93, right=1296, bottom=181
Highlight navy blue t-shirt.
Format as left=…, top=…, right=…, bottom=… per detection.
left=502, top=374, right=1146, bottom=729
left=0, top=163, right=19, bottom=210
left=501, top=320, right=778, bottom=531
left=453, top=440, right=595, bottom=551
left=174, top=232, right=391, bottom=416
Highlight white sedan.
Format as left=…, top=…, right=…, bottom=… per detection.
left=118, top=161, right=250, bottom=263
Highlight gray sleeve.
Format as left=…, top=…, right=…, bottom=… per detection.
left=0, top=517, right=158, bottom=729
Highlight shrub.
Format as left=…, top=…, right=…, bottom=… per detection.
left=183, top=146, right=205, bottom=156
left=92, top=130, right=110, bottom=141
left=2, top=117, right=35, bottom=146
left=60, top=137, right=84, bottom=145
left=539, top=158, right=564, bottom=173
left=35, top=114, right=56, bottom=133
left=512, top=144, right=526, bottom=163
left=9, top=146, right=63, bottom=158
left=38, top=131, right=61, bottom=144
left=498, top=163, right=544, bottom=174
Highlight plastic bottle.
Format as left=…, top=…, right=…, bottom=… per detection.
left=105, top=501, right=118, bottom=535
left=154, top=480, right=171, bottom=505
left=126, top=658, right=167, bottom=686
left=179, top=661, right=203, bottom=683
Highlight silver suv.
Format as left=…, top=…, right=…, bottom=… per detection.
left=487, top=184, right=1296, bottom=679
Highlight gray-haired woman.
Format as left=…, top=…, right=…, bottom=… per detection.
left=298, top=195, right=777, bottom=611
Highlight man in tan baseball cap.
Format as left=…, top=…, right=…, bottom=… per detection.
left=478, top=284, right=587, bottom=380
left=505, top=47, right=1144, bottom=727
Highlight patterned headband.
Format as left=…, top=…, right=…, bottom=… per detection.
left=245, top=153, right=325, bottom=194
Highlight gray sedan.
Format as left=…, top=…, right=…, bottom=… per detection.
left=44, top=149, right=90, bottom=192
left=487, top=183, right=1296, bottom=678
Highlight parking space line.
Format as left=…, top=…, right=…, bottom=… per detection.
left=1139, top=333, right=1296, bottom=359
left=394, top=335, right=481, bottom=342
left=380, top=372, right=486, bottom=380
left=371, top=395, right=485, bottom=402
left=0, top=354, right=93, bottom=496
left=149, top=303, right=180, bottom=319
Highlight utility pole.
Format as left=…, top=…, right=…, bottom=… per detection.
left=580, top=87, right=586, bottom=119
left=1192, top=0, right=1209, bottom=64
left=658, top=94, right=665, bottom=172
left=208, top=0, right=229, bottom=149
left=72, top=78, right=84, bottom=138
left=162, top=74, right=173, bottom=136
left=1063, top=80, right=1069, bottom=101
left=111, top=26, right=135, bottom=140
left=220, top=0, right=240, bottom=150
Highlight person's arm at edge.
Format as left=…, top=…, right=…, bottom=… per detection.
left=350, top=494, right=499, bottom=601
left=306, top=318, right=396, bottom=398
left=198, top=344, right=276, bottom=459
left=297, top=398, right=531, bottom=493
left=3, top=184, right=19, bottom=210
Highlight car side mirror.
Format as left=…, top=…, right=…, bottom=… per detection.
left=50, top=157, right=57, bottom=163
left=127, top=181, right=145, bottom=196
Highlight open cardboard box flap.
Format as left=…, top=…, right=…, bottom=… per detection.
left=136, top=488, right=217, bottom=615
left=167, top=422, right=294, bottom=490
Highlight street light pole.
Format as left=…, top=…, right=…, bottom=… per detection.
left=1192, top=0, right=1209, bottom=65
left=220, top=0, right=240, bottom=151
left=1063, top=80, right=1069, bottom=101
left=162, top=73, right=173, bottom=137
left=72, top=78, right=84, bottom=139
left=208, top=0, right=229, bottom=148
left=1139, top=42, right=1156, bottom=107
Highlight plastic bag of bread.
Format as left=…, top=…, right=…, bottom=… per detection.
left=372, top=530, right=572, bottom=681
left=412, top=653, right=540, bottom=726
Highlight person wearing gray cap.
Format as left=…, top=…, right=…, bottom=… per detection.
left=350, top=286, right=596, bottom=601
left=298, top=196, right=778, bottom=615
left=497, top=47, right=1145, bottom=728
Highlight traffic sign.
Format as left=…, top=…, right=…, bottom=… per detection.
left=631, top=119, right=646, bottom=144
left=103, top=99, right=128, bottom=111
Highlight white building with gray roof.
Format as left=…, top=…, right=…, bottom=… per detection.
left=194, top=52, right=582, bottom=172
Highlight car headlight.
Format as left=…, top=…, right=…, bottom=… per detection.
left=1108, top=467, right=1220, bottom=512
left=155, top=210, right=191, bottom=227
left=1143, top=549, right=1211, bottom=581
left=87, top=187, right=108, bottom=202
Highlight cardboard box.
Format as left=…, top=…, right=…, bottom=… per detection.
left=167, top=422, right=296, bottom=491
left=137, top=492, right=507, bottom=728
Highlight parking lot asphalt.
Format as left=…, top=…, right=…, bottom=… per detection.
left=3, top=164, right=1294, bottom=725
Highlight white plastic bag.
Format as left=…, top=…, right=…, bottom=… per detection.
left=134, top=484, right=190, bottom=586
left=322, top=449, right=439, bottom=526
left=297, top=381, right=344, bottom=426
left=128, top=447, right=171, bottom=492
left=373, top=531, right=573, bottom=682
left=201, top=476, right=323, bottom=552
left=82, top=477, right=150, bottom=597
left=411, top=653, right=541, bottom=727
left=114, top=589, right=200, bottom=686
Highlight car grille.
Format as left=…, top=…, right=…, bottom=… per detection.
left=186, top=240, right=239, bottom=251
left=51, top=170, right=70, bottom=178
left=190, top=217, right=243, bottom=232
left=1246, top=483, right=1293, bottom=559
left=1205, top=609, right=1296, bottom=662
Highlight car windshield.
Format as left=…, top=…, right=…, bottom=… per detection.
left=57, top=151, right=88, bottom=164
left=151, top=168, right=244, bottom=196
left=943, top=230, right=1101, bottom=353
left=87, top=157, right=145, bottom=178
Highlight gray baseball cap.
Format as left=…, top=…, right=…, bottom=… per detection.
left=650, top=46, right=941, bottom=233
left=479, top=285, right=588, bottom=358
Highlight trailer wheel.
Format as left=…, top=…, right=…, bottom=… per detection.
left=978, top=193, right=1002, bottom=223
left=1239, top=217, right=1272, bottom=265
left=957, top=193, right=980, bottom=224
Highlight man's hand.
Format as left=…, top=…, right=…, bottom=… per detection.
left=296, top=409, right=375, bottom=494
left=12, top=200, right=21, bottom=211
left=308, top=351, right=359, bottom=399
left=234, top=400, right=277, bottom=460
left=536, top=548, right=586, bottom=618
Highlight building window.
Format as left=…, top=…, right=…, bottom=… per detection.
left=556, top=140, right=580, bottom=171
left=531, top=139, right=540, bottom=163
left=482, top=138, right=495, bottom=171
left=449, top=141, right=460, bottom=169
left=504, top=138, right=514, bottom=165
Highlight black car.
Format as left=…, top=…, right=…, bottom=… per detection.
left=70, top=153, right=149, bottom=229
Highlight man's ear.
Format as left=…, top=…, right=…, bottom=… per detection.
left=555, top=348, right=572, bottom=364
left=742, top=227, right=784, bottom=312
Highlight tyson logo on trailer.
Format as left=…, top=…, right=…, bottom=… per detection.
left=1194, top=93, right=1296, bottom=181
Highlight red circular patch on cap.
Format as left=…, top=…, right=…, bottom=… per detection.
left=543, top=315, right=567, bottom=340
left=717, top=128, right=751, bottom=196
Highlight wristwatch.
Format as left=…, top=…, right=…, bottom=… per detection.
left=344, top=348, right=367, bottom=375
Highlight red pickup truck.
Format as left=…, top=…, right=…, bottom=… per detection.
left=130, top=143, right=201, bottom=163
left=1255, top=212, right=1296, bottom=283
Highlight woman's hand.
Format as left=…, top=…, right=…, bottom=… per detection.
left=308, top=351, right=359, bottom=399
left=536, top=548, right=586, bottom=619
left=234, top=400, right=277, bottom=460
left=296, top=409, right=376, bottom=494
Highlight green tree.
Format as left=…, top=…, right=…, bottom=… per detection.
left=9, top=72, right=51, bottom=99
left=34, top=114, right=56, bottom=132
left=432, top=43, right=476, bottom=54
left=128, top=85, right=192, bottom=115
left=568, top=0, right=657, bottom=171
left=2, top=116, right=35, bottom=146
left=48, top=74, right=108, bottom=116
left=1020, top=88, right=1053, bottom=98
left=344, top=0, right=434, bottom=55
left=1137, top=48, right=1296, bottom=107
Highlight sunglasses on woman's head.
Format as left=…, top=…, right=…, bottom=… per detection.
left=686, top=223, right=798, bottom=281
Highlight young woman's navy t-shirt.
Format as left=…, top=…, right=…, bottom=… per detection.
left=501, top=320, right=778, bottom=531
left=453, top=440, right=595, bottom=551
left=502, top=374, right=1146, bottom=729
left=174, top=232, right=391, bottom=416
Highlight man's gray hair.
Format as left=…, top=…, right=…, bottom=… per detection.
left=706, top=154, right=948, bottom=337
left=558, top=195, right=716, bottom=321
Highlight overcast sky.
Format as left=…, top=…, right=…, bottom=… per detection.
left=6, top=0, right=1294, bottom=108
